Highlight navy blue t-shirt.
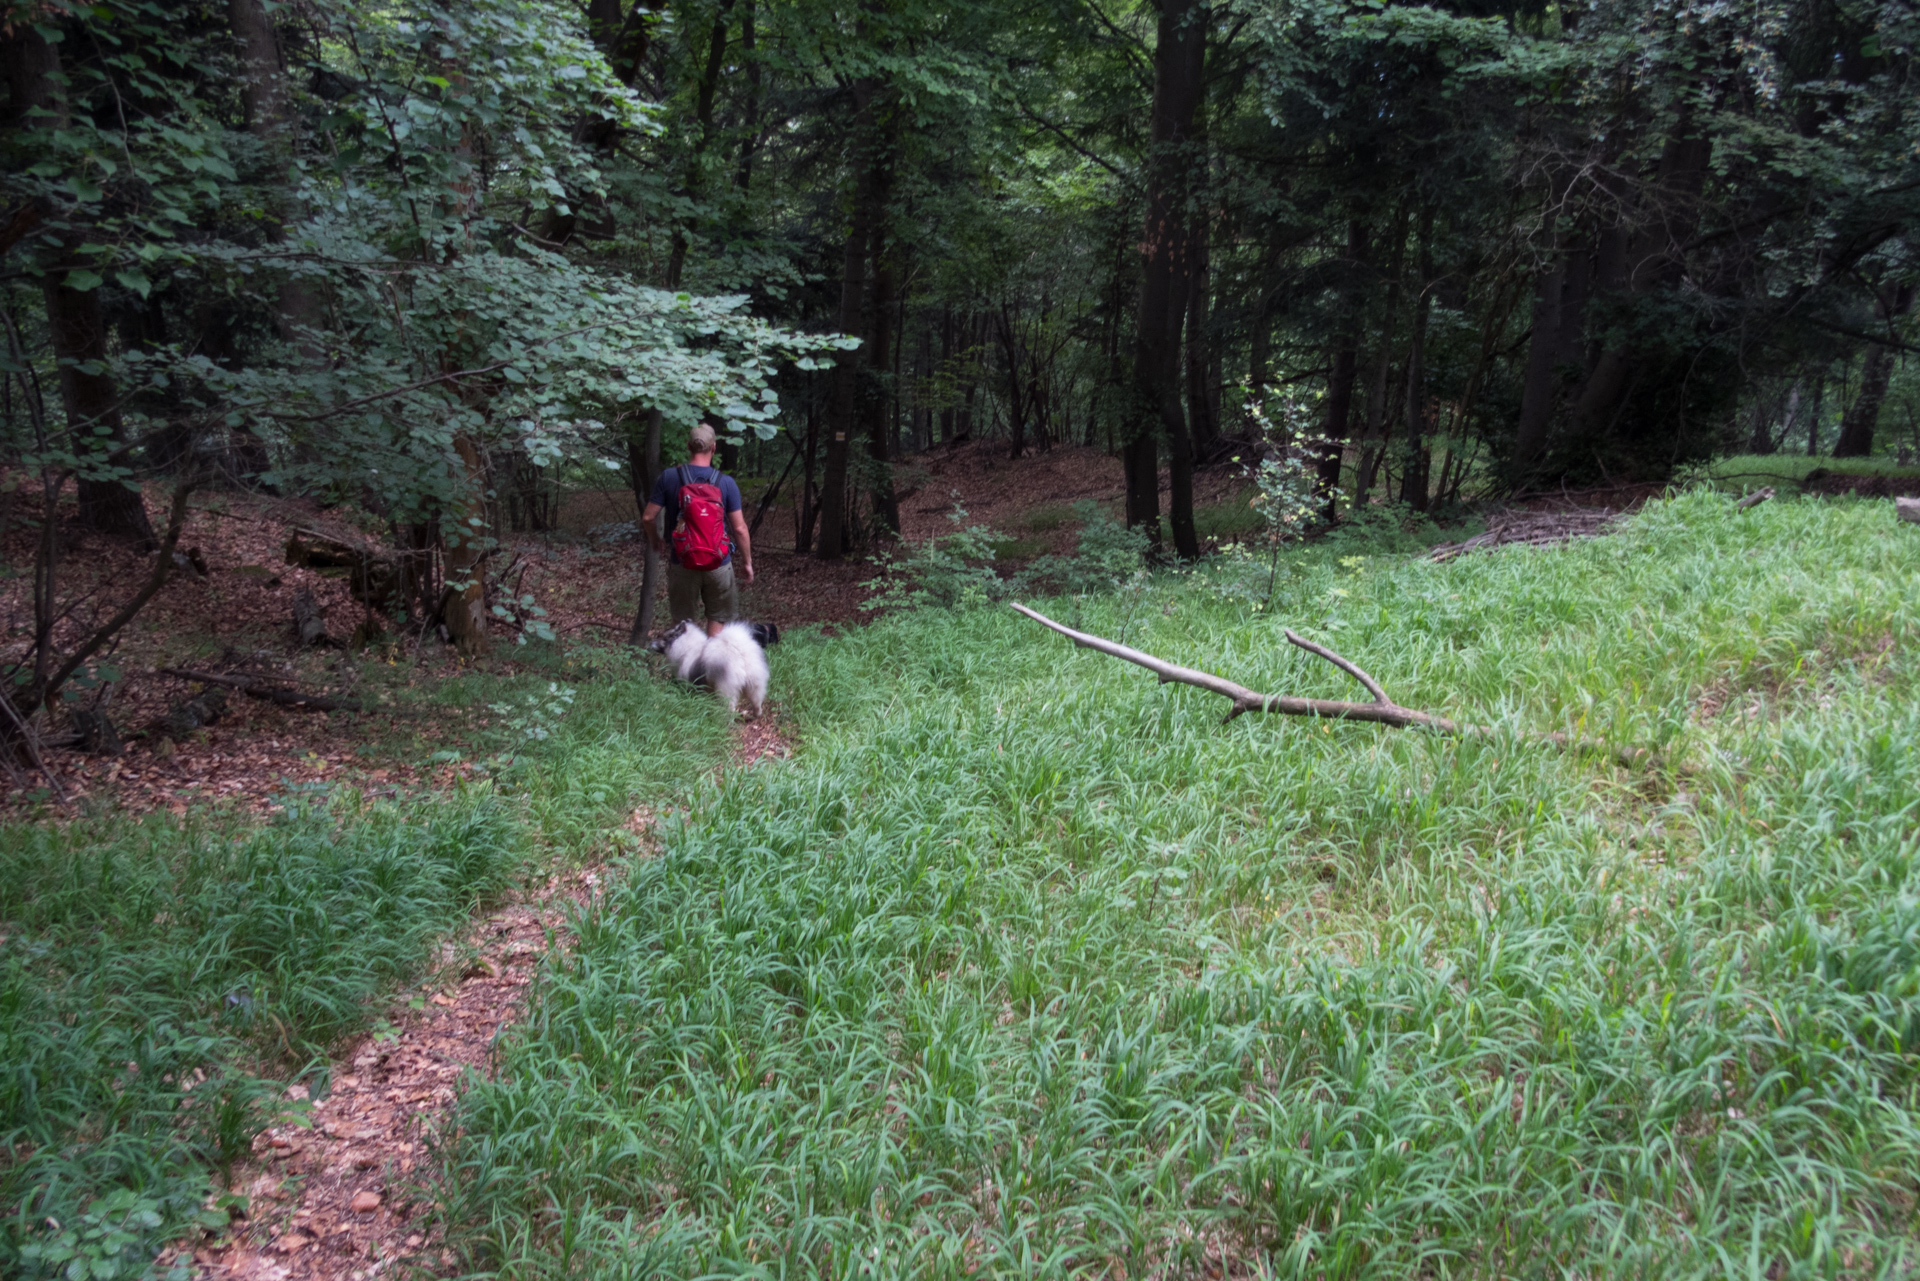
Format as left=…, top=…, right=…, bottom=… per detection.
left=650, top=464, right=744, bottom=566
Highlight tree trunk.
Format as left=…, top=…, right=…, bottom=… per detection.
left=865, top=236, right=899, bottom=533
left=8, top=21, right=156, bottom=546
left=1751, top=381, right=1797, bottom=455
left=625, top=413, right=665, bottom=642
left=1400, top=207, right=1435, bottom=512
left=440, top=435, right=490, bottom=656
left=1318, top=220, right=1367, bottom=512
left=819, top=82, right=881, bottom=559
left=1807, top=375, right=1824, bottom=455
left=733, top=0, right=761, bottom=192
left=549, top=1, right=653, bottom=243
left=1185, top=223, right=1217, bottom=455
left=1561, top=134, right=1713, bottom=456
left=1834, top=283, right=1914, bottom=457
left=1125, top=0, right=1206, bottom=557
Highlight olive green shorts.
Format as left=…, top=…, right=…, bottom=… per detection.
left=667, top=560, right=738, bottom=627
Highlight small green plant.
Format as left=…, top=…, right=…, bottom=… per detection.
left=487, top=681, right=578, bottom=743
left=860, top=504, right=1018, bottom=612
left=1030, top=501, right=1151, bottom=595
left=17, top=1186, right=222, bottom=1281
left=1213, top=387, right=1339, bottom=607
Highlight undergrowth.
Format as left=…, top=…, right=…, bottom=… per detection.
left=0, top=648, right=738, bottom=1278
left=0, top=790, right=523, bottom=1277
left=439, top=489, right=1920, bottom=1279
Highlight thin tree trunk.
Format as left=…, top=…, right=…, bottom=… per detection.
left=866, top=236, right=899, bottom=534
left=732, top=0, right=760, bottom=192
left=625, top=413, right=665, bottom=642
left=818, top=84, right=878, bottom=560
left=1185, top=223, right=1216, bottom=455
left=1807, top=375, right=1824, bottom=455
left=1318, top=220, right=1366, bottom=514
left=441, top=435, right=490, bottom=656
left=1400, top=206, right=1435, bottom=512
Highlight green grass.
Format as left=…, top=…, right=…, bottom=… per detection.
left=1706, top=453, right=1920, bottom=492
left=438, top=489, right=1920, bottom=1279
left=988, top=534, right=1050, bottom=563
left=0, top=647, right=740, bottom=1278
left=1016, top=501, right=1088, bottom=534
left=0, top=791, right=523, bottom=1276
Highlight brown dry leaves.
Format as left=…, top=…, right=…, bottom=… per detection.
left=186, top=868, right=598, bottom=1281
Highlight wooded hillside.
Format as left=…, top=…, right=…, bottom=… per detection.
left=3, top=0, right=1915, bottom=716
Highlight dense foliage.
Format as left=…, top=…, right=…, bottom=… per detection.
left=2, top=0, right=1915, bottom=694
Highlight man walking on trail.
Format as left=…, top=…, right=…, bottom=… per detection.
left=642, top=421, right=755, bottom=637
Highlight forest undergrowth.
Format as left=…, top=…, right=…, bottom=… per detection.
left=436, top=490, right=1920, bottom=1279
left=0, top=663, right=736, bottom=1279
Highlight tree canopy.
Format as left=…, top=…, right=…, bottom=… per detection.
left=2, top=0, right=1915, bottom=662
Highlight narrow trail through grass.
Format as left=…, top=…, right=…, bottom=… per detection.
left=1, top=648, right=743, bottom=1280
left=439, top=491, right=1920, bottom=1280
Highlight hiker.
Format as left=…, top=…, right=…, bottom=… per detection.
left=641, top=421, right=755, bottom=637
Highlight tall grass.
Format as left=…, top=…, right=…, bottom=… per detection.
left=0, top=790, right=525, bottom=1276
left=0, top=640, right=741, bottom=1278
left=441, top=490, right=1920, bottom=1278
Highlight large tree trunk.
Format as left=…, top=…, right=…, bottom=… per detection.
left=1560, top=134, right=1713, bottom=458
left=1834, top=282, right=1914, bottom=457
left=1125, top=0, right=1207, bottom=557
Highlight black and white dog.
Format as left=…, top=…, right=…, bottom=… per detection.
left=654, top=620, right=773, bottom=718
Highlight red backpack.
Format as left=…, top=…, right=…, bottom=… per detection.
left=670, top=465, right=730, bottom=571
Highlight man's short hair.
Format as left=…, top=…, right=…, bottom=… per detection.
left=688, top=422, right=718, bottom=456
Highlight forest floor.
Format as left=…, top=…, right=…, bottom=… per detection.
left=0, top=439, right=1250, bottom=817
left=28, top=459, right=1906, bottom=1281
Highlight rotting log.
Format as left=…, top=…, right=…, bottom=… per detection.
left=292, top=588, right=330, bottom=647
left=1736, top=487, right=1775, bottom=510
left=1009, top=602, right=1663, bottom=770
left=162, top=668, right=362, bottom=713
left=284, top=528, right=411, bottom=610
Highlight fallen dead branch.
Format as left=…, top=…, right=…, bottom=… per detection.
left=1010, top=603, right=1661, bottom=770
left=161, top=668, right=364, bottom=713
left=1736, top=487, right=1776, bottom=510
left=1428, top=508, right=1622, bottom=562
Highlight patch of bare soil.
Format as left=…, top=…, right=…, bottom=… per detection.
left=183, top=869, right=583, bottom=1281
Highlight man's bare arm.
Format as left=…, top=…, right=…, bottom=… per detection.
left=727, top=509, right=754, bottom=584
left=641, top=502, right=665, bottom=553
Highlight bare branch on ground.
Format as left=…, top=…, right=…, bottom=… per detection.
left=1010, top=602, right=1662, bottom=770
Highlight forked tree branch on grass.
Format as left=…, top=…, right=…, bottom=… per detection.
left=1009, top=603, right=1662, bottom=770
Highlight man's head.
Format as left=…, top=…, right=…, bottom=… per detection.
left=688, top=421, right=719, bottom=459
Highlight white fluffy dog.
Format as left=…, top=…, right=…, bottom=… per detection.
left=660, top=620, right=768, bottom=718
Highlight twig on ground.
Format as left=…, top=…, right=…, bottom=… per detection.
left=0, top=693, right=67, bottom=803
left=161, top=668, right=364, bottom=712
left=1010, top=602, right=1662, bottom=770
